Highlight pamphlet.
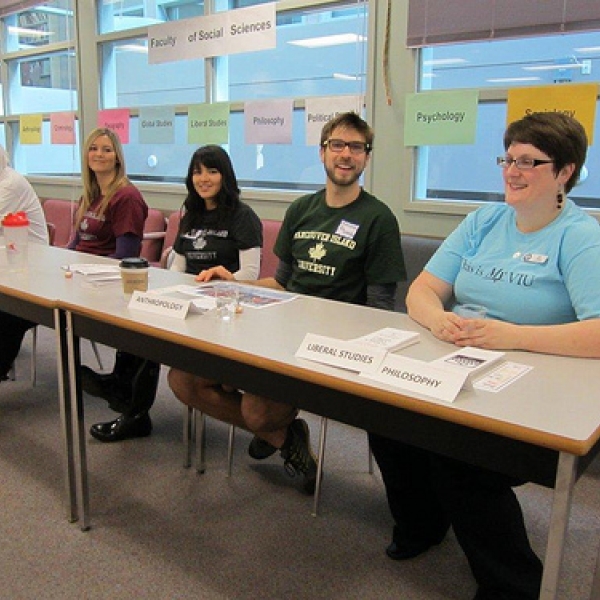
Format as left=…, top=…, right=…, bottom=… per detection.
left=61, top=263, right=122, bottom=286
left=352, top=327, right=420, bottom=352
left=177, top=282, right=298, bottom=309
left=429, top=346, right=505, bottom=389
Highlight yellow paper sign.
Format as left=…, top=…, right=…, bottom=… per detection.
left=507, top=83, right=598, bottom=145
left=20, top=114, right=43, bottom=145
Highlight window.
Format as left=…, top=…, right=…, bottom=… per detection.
left=416, top=31, right=600, bottom=208
left=96, top=0, right=367, bottom=190
left=1, top=0, right=77, bottom=175
left=1, top=0, right=367, bottom=192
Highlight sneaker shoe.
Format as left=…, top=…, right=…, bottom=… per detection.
left=280, top=419, right=318, bottom=495
left=248, top=436, right=277, bottom=460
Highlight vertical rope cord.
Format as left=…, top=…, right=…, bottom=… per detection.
left=383, top=0, right=392, bottom=106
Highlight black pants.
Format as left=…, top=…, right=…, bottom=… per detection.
left=369, top=432, right=543, bottom=600
left=0, top=310, right=35, bottom=379
left=107, top=350, right=160, bottom=416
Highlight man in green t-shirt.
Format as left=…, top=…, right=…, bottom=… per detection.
left=169, top=112, right=406, bottom=494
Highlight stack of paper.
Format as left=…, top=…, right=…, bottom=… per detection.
left=352, top=327, right=420, bottom=352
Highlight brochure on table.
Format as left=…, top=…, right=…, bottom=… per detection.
left=61, top=263, right=121, bottom=285
left=429, top=346, right=505, bottom=390
left=128, top=283, right=298, bottom=319
left=191, top=281, right=298, bottom=308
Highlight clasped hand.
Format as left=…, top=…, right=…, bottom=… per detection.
left=432, top=311, right=514, bottom=350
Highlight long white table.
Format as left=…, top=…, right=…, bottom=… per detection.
left=3, top=243, right=600, bottom=599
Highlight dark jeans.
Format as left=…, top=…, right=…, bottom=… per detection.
left=369, top=432, right=543, bottom=600
left=0, top=310, right=35, bottom=378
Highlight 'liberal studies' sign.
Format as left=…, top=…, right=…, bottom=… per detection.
left=148, top=3, right=276, bottom=64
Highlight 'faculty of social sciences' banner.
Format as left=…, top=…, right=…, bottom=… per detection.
left=148, top=3, right=275, bottom=65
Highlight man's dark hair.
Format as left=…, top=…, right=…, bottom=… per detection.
left=320, top=111, right=374, bottom=153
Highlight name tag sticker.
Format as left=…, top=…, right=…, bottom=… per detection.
left=295, top=333, right=386, bottom=374
left=335, top=219, right=359, bottom=239
left=522, top=253, right=548, bottom=264
left=361, top=354, right=467, bottom=403
left=128, top=290, right=191, bottom=319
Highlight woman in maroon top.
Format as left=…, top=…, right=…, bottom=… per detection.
left=70, top=128, right=159, bottom=443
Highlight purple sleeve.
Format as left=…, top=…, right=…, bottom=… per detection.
left=111, top=233, right=142, bottom=259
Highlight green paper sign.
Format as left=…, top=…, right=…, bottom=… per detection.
left=188, top=103, right=230, bottom=145
left=404, top=90, right=478, bottom=146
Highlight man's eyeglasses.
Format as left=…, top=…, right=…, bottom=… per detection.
left=496, top=156, right=554, bottom=170
left=323, top=138, right=371, bottom=155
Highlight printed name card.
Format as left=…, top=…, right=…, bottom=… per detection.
left=362, top=354, right=467, bottom=403
left=295, top=333, right=387, bottom=374
left=128, top=291, right=192, bottom=319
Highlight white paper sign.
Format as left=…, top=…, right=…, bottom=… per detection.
left=295, top=333, right=386, bottom=374
left=245, top=99, right=293, bottom=144
left=148, top=4, right=276, bottom=64
left=305, top=96, right=364, bottom=145
left=128, top=290, right=191, bottom=319
left=362, top=354, right=467, bottom=403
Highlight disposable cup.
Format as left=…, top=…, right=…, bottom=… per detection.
left=120, top=257, right=149, bottom=299
left=215, top=284, right=239, bottom=321
left=455, top=303, right=487, bottom=320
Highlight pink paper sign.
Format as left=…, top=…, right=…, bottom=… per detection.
left=97, top=109, right=130, bottom=144
left=50, top=112, right=76, bottom=144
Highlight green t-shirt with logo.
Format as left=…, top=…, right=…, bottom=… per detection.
left=275, top=189, right=406, bottom=305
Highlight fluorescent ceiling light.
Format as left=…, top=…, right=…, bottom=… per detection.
left=117, top=44, right=148, bottom=54
left=574, top=46, right=600, bottom=53
left=288, top=33, right=366, bottom=49
left=35, top=6, right=73, bottom=17
left=8, top=26, right=52, bottom=37
left=422, top=58, right=467, bottom=66
left=523, top=63, right=585, bottom=71
left=333, top=73, right=362, bottom=81
left=487, top=77, right=541, bottom=83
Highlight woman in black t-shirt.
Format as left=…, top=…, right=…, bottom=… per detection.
left=169, top=145, right=262, bottom=278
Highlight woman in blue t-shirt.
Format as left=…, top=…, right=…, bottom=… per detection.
left=371, top=113, right=600, bottom=600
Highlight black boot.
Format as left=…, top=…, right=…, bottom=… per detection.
left=88, top=358, right=160, bottom=443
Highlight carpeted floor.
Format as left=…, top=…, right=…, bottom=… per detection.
left=1, top=326, right=599, bottom=599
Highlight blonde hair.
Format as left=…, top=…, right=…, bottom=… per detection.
left=76, top=128, right=130, bottom=227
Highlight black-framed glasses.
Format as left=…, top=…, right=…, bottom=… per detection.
left=496, top=156, right=554, bottom=170
left=323, top=138, right=371, bottom=155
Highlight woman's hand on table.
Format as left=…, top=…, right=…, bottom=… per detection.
left=195, top=266, right=235, bottom=282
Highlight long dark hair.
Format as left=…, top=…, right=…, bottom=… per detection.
left=181, top=145, right=240, bottom=231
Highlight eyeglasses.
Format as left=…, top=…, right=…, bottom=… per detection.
left=323, top=138, right=371, bottom=155
left=496, top=156, right=554, bottom=170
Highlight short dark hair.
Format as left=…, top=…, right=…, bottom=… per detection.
left=320, top=111, right=373, bottom=153
left=503, top=112, right=587, bottom=193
